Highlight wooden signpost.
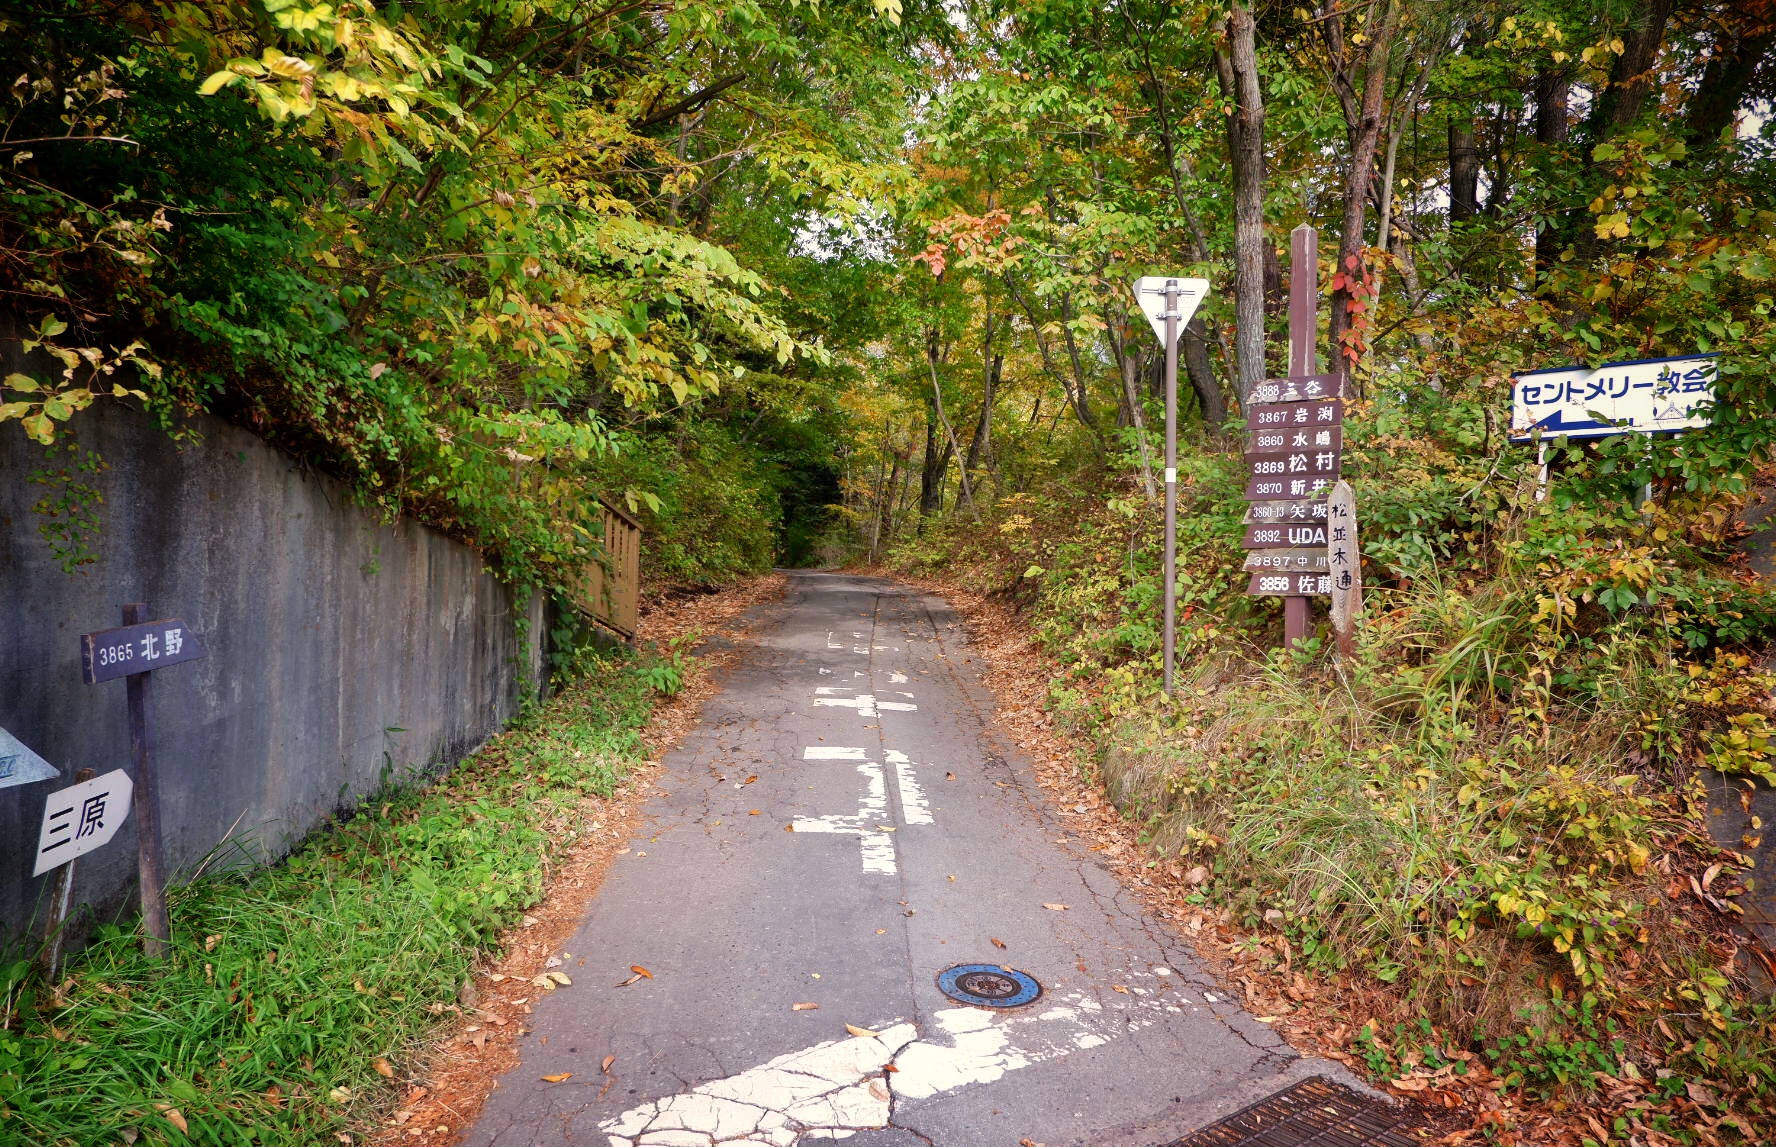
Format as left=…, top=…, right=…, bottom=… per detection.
left=1241, top=225, right=1352, bottom=648
left=79, top=604, right=209, bottom=958
left=1328, top=480, right=1361, bottom=658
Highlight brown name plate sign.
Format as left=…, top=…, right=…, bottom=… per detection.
left=1243, top=497, right=1328, bottom=524
left=1244, top=521, right=1328, bottom=548
left=1246, top=425, right=1342, bottom=454
left=1243, top=548, right=1331, bottom=573
left=1246, top=374, right=1342, bottom=405
left=1246, top=398, right=1342, bottom=431
left=1248, top=571, right=1331, bottom=596
left=1243, top=449, right=1341, bottom=481
left=1244, top=474, right=1338, bottom=501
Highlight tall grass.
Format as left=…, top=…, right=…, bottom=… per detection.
left=0, top=653, right=660, bottom=1146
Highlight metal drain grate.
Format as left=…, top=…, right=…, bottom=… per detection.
left=1161, top=1077, right=1421, bottom=1147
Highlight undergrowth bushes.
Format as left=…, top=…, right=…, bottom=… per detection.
left=887, top=423, right=1776, bottom=1113
left=0, top=650, right=664, bottom=1146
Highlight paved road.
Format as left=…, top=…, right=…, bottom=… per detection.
left=463, top=572, right=1349, bottom=1147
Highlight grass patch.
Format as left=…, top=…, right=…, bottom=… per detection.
left=0, top=649, right=665, bottom=1146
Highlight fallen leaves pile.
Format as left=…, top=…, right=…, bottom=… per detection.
left=366, top=573, right=789, bottom=1147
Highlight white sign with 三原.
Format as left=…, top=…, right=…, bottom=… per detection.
left=33, top=769, right=133, bottom=876
left=1510, top=354, right=1717, bottom=442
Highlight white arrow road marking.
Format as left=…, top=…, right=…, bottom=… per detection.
left=600, top=987, right=1188, bottom=1146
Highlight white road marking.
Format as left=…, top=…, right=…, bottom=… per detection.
left=802, top=747, right=868, bottom=761
left=601, top=989, right=1177, bottom=1146
left=813, top=691, right=917, bottom=717
left=791, top=762, right=896, bottom=875
left=884, top=750, right=932, bottom=825
left=888, top=671, right=908, bottom=684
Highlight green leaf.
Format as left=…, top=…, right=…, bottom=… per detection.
left=4, top=373, right=40, bottom=394
left=198, top=71, right=240, bottom=96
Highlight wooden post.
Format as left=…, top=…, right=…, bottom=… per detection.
left=1283, top=225, right=1319, bottom=649
left=120, top=603, right=171, bottom=959
left=1328, top=481, right=1361, bottom=659
left=37, top=767, right=95, bottom=979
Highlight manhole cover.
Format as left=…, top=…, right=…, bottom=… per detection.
left=1160, top=1076, right=1420, bottom=1147
left=936, top=963, right=1042, bottom=1008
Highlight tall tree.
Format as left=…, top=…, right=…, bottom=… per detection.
left=1214, top=3, right=1268, bottom=400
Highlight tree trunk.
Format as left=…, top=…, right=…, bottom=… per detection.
left=1448, top=115, right=1479, bottom=224
left=967, top=349, right=1000, bottom=475
left=1684, top=21, right=1773, bottom=146
left=1532, top=69, right=1572, bottom=280
left=925, top=328, right=978, bottom=517
left=1214, top=3, right=1267, bottom=403
left=1323, top=0, right=1399, bottom=383
left=1588, top=0, right=1677, bottom=139
left=1182, top=316, right=1226, bottom=426
left=919, top=394, right=948, bottom=517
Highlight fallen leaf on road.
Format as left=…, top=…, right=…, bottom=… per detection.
left=1042, top=903, right=1068, bottom=911
left=792, top=1002, right=820, bottom=1011
left=749, top=809, right=761, bottom=815
left=868, top=1080, right=890, bottom=1102
left=1111, top=984, right=1128, bottom=994
left=631, top=965, right=653, bottom=979
left=990, top=937, right=1007, bottom=949
left=614, top=973, right=645, bottom=987
left=882, top=1063, right=899, bottom=1073
left=845, top=1024, right=880, bottom=1039
left=540, top=1073, right=573, bottom=1084
left=946, top=772, right=956, bottom=780
left=601, top=1055, right=616, bottom=1074
left=374, top=1058, right=395, bottom=1078
left=743, top=775, right=759, bottom=784
left=875, top=929, right=887, bottom=935
left=784, top=824, right=795, bottom=832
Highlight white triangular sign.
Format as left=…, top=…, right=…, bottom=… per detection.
left=0, top=725, right=60, bottom=790
left=1131, top=276, right=1209, bottom=346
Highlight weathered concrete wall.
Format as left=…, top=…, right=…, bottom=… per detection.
left=0, top=402, right=545, bottom=950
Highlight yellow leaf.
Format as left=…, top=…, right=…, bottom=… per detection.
left=845, top=1023, right=880, bottom=1038
left=540, top=1072, right=573, bottom=1083
left=630, top=965, right=652, bottom=980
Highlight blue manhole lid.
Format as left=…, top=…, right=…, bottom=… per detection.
left=937, top=964, right=1042, bottom=1009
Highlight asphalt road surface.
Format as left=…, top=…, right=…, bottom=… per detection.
left=462, top=572, right=1353, bottom=1147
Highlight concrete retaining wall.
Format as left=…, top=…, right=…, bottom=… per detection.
left=0, top=402, right=545, bottom=951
